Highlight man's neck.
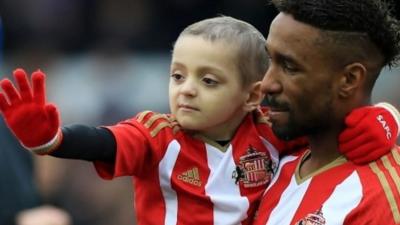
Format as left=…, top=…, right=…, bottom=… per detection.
left=298, top=130, right=342, bottom=178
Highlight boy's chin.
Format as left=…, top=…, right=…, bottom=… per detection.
left=177, top=117, right=200, bottom=130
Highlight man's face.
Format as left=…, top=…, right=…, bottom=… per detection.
left=169, top=35, right=252, bottom=140
left=262, top=13, right=339, bottom=140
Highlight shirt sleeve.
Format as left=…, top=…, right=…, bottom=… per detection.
left=94, top=111, right=177, bottom=179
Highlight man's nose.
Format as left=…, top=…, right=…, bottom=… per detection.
left=261, top=67, right=282, bottom=96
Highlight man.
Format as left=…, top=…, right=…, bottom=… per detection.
left=254, top=0, right=400, bottom=224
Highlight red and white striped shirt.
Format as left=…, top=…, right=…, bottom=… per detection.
left=94, top=110, right=286, bottom=225
left=253, top=147, right=400, bottom=225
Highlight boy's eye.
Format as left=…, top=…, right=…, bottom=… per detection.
left=202, top=77, right=218, bottom=86
left=171, top=73, right=184, bottom=81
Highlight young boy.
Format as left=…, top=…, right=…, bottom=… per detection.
left=0, top=16, right=399, bottom=225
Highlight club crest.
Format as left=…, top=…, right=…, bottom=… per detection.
left=295, top=208, right=326, bottom=225
left=232, top=145, right=274, bottom=188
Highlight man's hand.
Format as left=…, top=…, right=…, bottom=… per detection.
left=339, top=103, right=399, bottom=164
left=0, top=68, right=61, bottom=154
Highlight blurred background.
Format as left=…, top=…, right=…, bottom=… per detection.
left=0, top=1, right=399, bottom=225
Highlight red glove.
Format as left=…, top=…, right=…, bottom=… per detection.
left=0, top=68, right=62, bottom=154
left=339, top=103, right=399, bottom=164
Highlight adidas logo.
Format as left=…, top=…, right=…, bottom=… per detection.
left=177, top=167, right=202, bottom=187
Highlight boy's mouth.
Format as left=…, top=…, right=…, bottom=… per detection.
left=178, top=104, right=199, bottom=111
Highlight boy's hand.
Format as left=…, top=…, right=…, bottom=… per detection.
left=339, top=103, right=399, bottom=164
left=0, top=68, right=61, bottom=154
left=16, top=205, right=71, bottom=225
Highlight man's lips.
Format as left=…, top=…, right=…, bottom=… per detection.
left=269, top=106, right=289, bottom=112
left=268, top=107, right=289, bottom=119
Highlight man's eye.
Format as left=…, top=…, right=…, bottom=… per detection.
left=282, top=62, right=298, bottom=73
left=203, top=78, right=218, bottom=86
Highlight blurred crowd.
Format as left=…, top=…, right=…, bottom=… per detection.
left=0, top=1, right=399, bottom=225
left=0, top=0, right=276, bottom=53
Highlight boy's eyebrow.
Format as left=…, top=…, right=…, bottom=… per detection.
left=171, top=61, right=185, bottom=68
left=198, top=66, right=225, bottom=76
left=171, top=61, right=225, bottom=75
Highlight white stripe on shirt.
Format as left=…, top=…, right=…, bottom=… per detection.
left=205, top=144, right=249, bottom=225
left=159, top=140, right=181, bottom=225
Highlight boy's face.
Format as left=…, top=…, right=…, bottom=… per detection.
left=169, top=35, right=252, bottom=140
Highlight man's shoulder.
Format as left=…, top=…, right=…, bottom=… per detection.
left=358, top=146, right=400, bottom=173
left=355, top=146, right=400, bottom=219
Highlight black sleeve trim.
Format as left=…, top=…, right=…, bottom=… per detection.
left=50, top=124, right=116, bottom=162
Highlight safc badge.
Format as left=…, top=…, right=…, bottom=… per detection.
left=232, top=145, right=274, bottom=188
left=295, top=208, right=326, bottom=225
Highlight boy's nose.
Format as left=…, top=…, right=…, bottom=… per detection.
left=180, top=79, right=197, bottom=96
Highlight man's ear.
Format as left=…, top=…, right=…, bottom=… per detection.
left=338, top=62, right=367, bottom=98
left=243, top=81, right=264, bottom=112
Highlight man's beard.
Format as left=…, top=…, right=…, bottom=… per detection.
left=271, top=112, right=304, bottom=141
left=270, top=101, right=334, bottom=141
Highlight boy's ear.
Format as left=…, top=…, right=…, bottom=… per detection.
left=338, top=62, right=366, bottom=98
left=243, top=81, right=264, bottom=112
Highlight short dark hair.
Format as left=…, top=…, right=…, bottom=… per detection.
left=271, top=0, right=400, bottom=67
